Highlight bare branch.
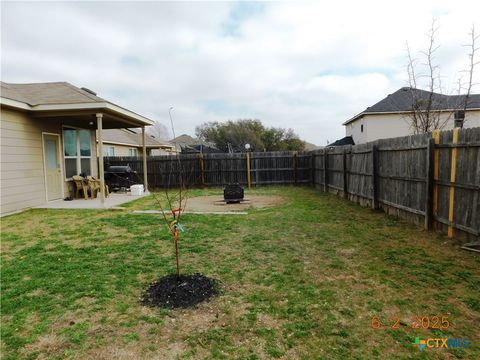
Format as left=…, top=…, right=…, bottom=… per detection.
left=460, top=24, right=478, bottom=127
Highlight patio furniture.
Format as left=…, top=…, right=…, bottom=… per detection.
left=72, top=175, right=89, bottom=200
left=87, top=177, right=109, bottom=199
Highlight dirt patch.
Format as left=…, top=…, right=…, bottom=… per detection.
left=184, top=195, right=285, bottom=213
left=142, top=273, right=220, bottom=309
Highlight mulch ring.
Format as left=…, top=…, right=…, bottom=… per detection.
left=142, top=273, right=221, bottom=309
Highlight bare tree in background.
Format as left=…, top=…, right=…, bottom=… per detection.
left=147, top=120, right=170, bottom=141
left=406, top=19, right=446, bottom=133
left=405, top=20, right=478, bottom=133
left=457, top=25, right=479, bottom=128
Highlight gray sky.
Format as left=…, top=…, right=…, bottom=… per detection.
left=1, top=1, right=479, bottom=144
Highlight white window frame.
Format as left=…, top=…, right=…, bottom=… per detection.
left=62, top=126, right=94, bottom=179
left=103, top=146, right=115, bottom=157
left=128, top=148, right=138, bottom=156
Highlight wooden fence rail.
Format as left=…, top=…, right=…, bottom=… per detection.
left=104, top=151, right=312, bottom=189
left=104, top=127, right=479, bottom=241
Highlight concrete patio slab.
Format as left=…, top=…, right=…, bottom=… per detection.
left=35, top=193, right=148, bottom=210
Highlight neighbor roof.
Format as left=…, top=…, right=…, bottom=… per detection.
left=343, top=87, right=480, bottom=125
left=328, top=136, right=355, bottom=147
left=0, top=81, right=154, bottom=126
left=102, top=129, right=174, bottom=149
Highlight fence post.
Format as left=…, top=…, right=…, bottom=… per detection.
left=293, top=151, right=298, bottom=184
left=371, top=144, right=378, bottom=209
left=424, top=138, right=435, bottom=230
left=432, top=130, right=441, bottom=230
left=311, top=153, right=315, bottom=186
left=448, top=128, right=460, bottom=238
left=152, top=158, right=157, bottom=190
left=343, top=147, right=348, bottom=199
left=199, top=153, right=205, bottom=188
left=323, top=149, right=328, bottom=192
left=246, top=151, right=252, bottom=189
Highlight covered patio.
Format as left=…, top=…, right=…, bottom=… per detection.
left=0, top=82, right=155, bottom=214
left=32, top=99, right=153, bottom=206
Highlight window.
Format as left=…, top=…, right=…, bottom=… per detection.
left=128, top=148, right=138, bottom=156
left=63, top=128, right=92, bottom=177
left=454, top=110, right=465, bottom=128
left=103, top=146, right=115, bottom=156
left=361, top=124, right=364, bottom=133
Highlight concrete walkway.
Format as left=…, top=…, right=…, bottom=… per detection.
left=35, top=193, right=148, bottom=210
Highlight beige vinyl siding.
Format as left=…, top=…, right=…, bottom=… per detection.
left=0, top=108, right=59, bottom=215
left=346, top=109, right=480, bottom=144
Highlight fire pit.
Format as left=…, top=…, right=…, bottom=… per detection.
left=223, top=184, right=244, bottom=204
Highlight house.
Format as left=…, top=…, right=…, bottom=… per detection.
left=0, top=81, right=155, bottom=216
left=101, top=128, right=175, bottom=157
left=171, top=134, right=219, bottom=153
left=343, top=87, right=480, bottom=144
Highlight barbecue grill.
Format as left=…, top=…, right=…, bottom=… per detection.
left=104, top=165, right=136, bottom=192
left=223, top=184, right=244, bottom=203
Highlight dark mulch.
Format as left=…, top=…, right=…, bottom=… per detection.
left=142, top=273, right=220, bottom=309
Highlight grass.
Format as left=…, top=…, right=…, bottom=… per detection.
left=1, top=187, right=479, bottom=359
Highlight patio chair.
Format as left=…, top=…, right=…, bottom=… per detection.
left=87, top=177, right=109, bottom=199
left=72, top=175, right=89, bottom=200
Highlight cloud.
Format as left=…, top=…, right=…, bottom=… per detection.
left=1, top=0, right=479, bottom=145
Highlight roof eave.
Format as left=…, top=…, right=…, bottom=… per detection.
left=342, top=107, right=480, bottom=126
left=0, top=97, right=31, bottom=111
left=0, top=97, right=155, bottom=127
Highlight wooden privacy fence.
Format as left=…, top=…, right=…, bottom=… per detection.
left=312, top=127, right=479, bottom=241
left=104, top=151, right=312, bottom=189
left=104, top=127, right=479, bottom=241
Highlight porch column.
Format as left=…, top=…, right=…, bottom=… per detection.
left=96, top=113, right=106, bottom=206
left=142, top=126, right=149, bottom=193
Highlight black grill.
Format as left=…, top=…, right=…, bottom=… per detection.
left=105, top=165, right=136, bottom=191
left=224, top=184, right=244, bottom=203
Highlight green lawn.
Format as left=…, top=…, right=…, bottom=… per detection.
left=1, top=187, right=479, bottom=359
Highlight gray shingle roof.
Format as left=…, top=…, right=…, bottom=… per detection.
left=102, top=129, right=173, bottom=148
left=1, top=81, right=106, bottom=105
left=344, top=87, right=480, bottom=125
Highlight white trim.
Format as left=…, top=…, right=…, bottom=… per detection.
left=41, top=132, right=65, bottom=202
left=0, top=97, right=31, bottom=110
left=128, top=148, right=138, bottom=156
left=62, top=126, right=94, bottom=179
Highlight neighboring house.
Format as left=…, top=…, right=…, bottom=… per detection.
left=171, top=134, right=219, bottom=153
left=101, top=128, right=175, bottom=157
left=343, top=87, right=480, bottom=144
left=0, top=81, right=154, bottom=215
